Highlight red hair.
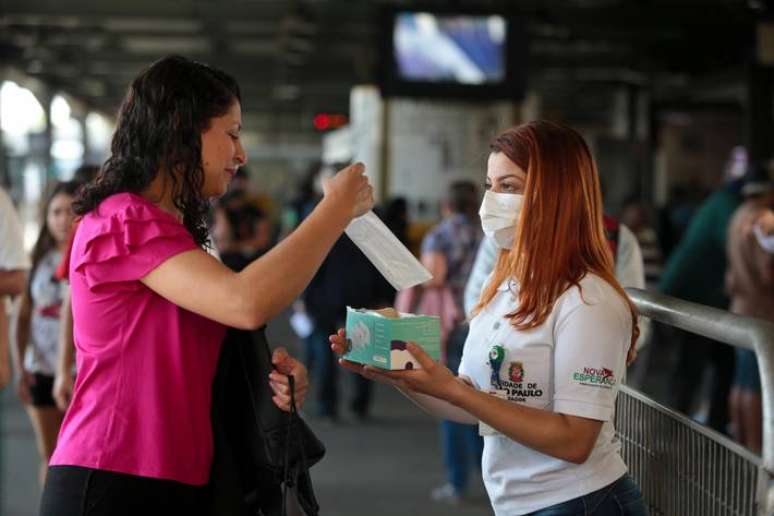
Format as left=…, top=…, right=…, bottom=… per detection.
left=474, top=121, right=639, bottom=350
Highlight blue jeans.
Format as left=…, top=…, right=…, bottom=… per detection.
left=526, top=474, right=647, bottom=516
left=442, top=325, right=483, bottom=494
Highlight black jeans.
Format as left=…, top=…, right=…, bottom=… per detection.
left=671, top=332, right=734, bottom=433
left=40, top=466, right=209, bottom=516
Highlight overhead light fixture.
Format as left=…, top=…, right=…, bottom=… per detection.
left=103, top=17, right=202, bottom=33
left=123, top=36, right=212, bottom=54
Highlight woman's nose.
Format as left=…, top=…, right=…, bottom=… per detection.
left=235, top=140, right=247, bottom=166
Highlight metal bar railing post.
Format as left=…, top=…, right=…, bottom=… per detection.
left=624, top=288, right=774, bottom=515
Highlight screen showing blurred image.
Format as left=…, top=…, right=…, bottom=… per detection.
left=394, top=12, right=506, bottom=85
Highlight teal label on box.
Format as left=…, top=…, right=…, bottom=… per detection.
left=344, top=307, right=441, bottom=370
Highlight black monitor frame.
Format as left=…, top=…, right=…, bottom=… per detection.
left=378, top=4, right=528, bottom=101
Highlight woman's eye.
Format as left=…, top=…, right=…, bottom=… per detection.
left=484, top=183, right=492, bottom=191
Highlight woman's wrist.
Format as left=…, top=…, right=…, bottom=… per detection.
left=446, top=376, right=474, bottom=407
left=317, top=195, right=353, bottom=230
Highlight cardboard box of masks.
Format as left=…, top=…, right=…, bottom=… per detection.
left=344, top=307, right=441, bottom=370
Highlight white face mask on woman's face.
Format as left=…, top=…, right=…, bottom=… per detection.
left=479, top=190, right=524, bottom=249
left=754, top=223, right=774, bottom=254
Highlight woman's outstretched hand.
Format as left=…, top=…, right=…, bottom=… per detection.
left=329, top=329, right=461, bottom=403
left=322, top=162, right=374, bottom=219
left=269, top=347, right=309, bottom=412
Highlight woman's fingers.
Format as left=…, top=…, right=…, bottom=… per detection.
left=270, top=381, right=288, bottom=395
left=272, top=394, right=292, bottom=412
left=338, top=359, right=365, bottom=374
left=269, top=378, right=308, bottom=408
left=271, top=387, right=308, bottom=411
left=329, top=328, right=348, bottom=355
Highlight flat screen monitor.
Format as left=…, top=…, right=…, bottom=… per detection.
left=380, top=7, right=526, bottom=100
left=394, top=12, right=506, bottom=85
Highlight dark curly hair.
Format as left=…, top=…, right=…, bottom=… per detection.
left=73, top=55, right=241, bottom=247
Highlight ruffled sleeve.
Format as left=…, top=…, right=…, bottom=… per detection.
left=72, top=194, right=197, bottom=290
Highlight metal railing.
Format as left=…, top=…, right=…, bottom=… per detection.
left=619, top=288, right=774, bottom=516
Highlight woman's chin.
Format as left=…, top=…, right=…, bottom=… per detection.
left=202, top=183, right=229, bottom=199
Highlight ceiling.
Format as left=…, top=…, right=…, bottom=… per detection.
left=0, top=0, right=767, bottom=138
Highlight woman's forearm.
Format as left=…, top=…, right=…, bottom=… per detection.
left=448, top=382, right=599, bottom=464
left=56, top=292, right=75, bottom=377
left=396, top=383, right=478, bottom=424
left=12, top=295, right=31, bottom=373
left=237, top=198, right=351, bottom=324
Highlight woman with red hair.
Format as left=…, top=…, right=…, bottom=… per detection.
left=331, top=121, right=647, bottom=515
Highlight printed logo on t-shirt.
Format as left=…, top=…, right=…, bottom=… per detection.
left=489, top=360, right=544, bottom=403
left=508, top=361, right=524, bottom=383
left=572, top=366, right=616, bottom=388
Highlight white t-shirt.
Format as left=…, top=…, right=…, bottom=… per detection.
left=0, top=188, right=30, bottom=314
left=0, top=188, right=30, bottom=272
left=458, top=273, right=631, bottom=516
left=25, top=249, right=64, bottom=375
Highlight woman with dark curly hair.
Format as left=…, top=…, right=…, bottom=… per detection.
left=39, top=55, right=373, bottom=516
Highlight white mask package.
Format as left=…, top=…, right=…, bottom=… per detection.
left=345, top=211, right=432, bottom=291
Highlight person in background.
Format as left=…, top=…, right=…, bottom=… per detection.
left=380, top=197, right=410, bottom=247
left=332, top=121, right=646, bottom=516
left=299, top=163, right=392, bottom=423
left=725, top=163, right=774, bottom=454
left=411, top=181, right=483, bottom=504
left=0, top=186, right=30, bottom=390
left=212, top=191, right=272, bottom=271
left=656, top=183, right=703, bottom=260
left=620, top=195, right=663, bottom=291
left=52, top=164, right=100, bottom=411
left=226, top=167, right=277, bottom=246
left=280, top=161, right=322, bottom=240
left=71, top=164, right=100, bottom=188
left=12, top=181, right=77, bottom=486
left=659, top=170, right=743, bottom=433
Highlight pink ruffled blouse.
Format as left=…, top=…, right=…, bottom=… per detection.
left=50, top=193, right=225, bottom=485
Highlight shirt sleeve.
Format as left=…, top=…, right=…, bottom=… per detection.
left=72, top=201, right=197, bottom=290
left=552, top=295, right=629, bottom=421
left=615, top=224, right=645, bottom=290
left=457, top=335, right=480, bottom=389
left=0, top=188, right=31, bottom=270
left=420, top=225, right=448, bottom=256
left=616, top=224, right=650, bottom=349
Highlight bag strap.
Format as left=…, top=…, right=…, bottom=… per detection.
left=280, top=374, right=312, bottom=516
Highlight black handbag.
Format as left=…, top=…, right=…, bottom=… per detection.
left=209, top=326, right=325, bottom=516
